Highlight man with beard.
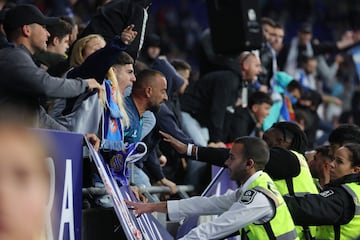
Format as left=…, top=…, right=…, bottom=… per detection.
left=124, top=69, right=168, bottom=186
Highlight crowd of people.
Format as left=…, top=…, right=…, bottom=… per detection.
left=0, top=0, right=360, bottom=239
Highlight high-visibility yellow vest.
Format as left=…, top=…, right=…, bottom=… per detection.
left=241, top=172, right=298, bottom=240
left=274, top=150, right=318, bottom=239
left=316, top=182, right=360, bottom=240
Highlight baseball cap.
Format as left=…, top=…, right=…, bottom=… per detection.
left=3, top=4, right=59, bottom=35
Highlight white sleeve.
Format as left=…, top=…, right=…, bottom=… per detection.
left=179, top=191, right=275, bottom=240
left=167, top=189, right=240, bottom=221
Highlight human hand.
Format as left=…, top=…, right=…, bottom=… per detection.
left=259, top=84, right=268, bottom=93
left=159, top=131, right=187, bottom=154
left=85, top=133, right=100, bottom=151
left=124, top=200, right=153, bottom=216
left=158, top=178, right=177, bottom=194
left=121, top=24, right=138, bottom=45
left=335, top=54, right=344, bottom=65
left=85, top=78, right=102, bottom=93
left=130, top=186, right=148, bottom=203
left=332, top=97, right=343, bottom=106
left=208, top=141, right=226, bottom=148
left=159, top=155, right=167, bottom=167
left=337, top=37, right=354, bottom=49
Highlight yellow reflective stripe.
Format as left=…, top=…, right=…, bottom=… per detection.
left=341, top=184, right=360, bottom=215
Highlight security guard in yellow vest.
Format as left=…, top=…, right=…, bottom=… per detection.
left=285, top=143, right=360, bottom=240
left=125, top=137, right=298, bottom=239
left=263, top=122, right=319, bottom=239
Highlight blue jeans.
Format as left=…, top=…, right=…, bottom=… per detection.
left=181, top=112, right=210, bottom=188
left=130, top=164, right=151, bottom=187
left=180, top=112, right=209, bottom=146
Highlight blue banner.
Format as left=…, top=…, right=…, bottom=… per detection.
left=85, top=138, right=173, bottom=240
left=37, top=129, right=83, bottom=240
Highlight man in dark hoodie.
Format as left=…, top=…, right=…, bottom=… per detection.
left=78, top=0, right=151, bottom=61
left=180, top=52, right=262, bottom=147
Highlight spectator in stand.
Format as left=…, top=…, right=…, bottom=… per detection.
left=270, top=22, right=285, bottom=55
left=223, top=91, right=273, bottom=143
left=278, top=22, right=355, bottom=76
left=261, top=17, right=275, bottom=42
left=263, top=72, right=302, bottom=130
left=259, top=17, right=277, bottom=88
left=159, top=59, right=192, bottom=183
left=295, top=55, right=318, bottom=90
left=171, top=59, right=190, bottom=95
left=296, top=89, right=331, bottom=148
left=34, top=19, right=72, bottom=77
left=124, top=69, right=169, bottom=188
left=78, top=0, right=151, bottom=61
left=180, top=51, right=262, bottom=148
left=60, top=16, right=78, bottom=46
left=138, top=36, right=195, bottom=191
left=0, top=4, right=101, bottom=128
left=138, top=33, right=161, bottom=68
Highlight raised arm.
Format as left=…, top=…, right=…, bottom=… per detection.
left=68, top=25, right=137, bottom=83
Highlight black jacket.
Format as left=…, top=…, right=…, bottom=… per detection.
left=180, top=69, right=242, bottom=142
left=196, top=146, right=300, bottom=180
left=284, top=173, right=360, bottom=226
left=77, top=0, right=150, bottom=60
left=259, top=42, right=275, bottom=87
left=141, top=103, right=193, bottom=181
left=223, top=107, right=257, bottom=143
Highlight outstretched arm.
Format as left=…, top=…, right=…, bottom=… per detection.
left=160, top=131, right=229, bottom=167
left=68, top=25, right=137, bottom=83
left=125, top=200, right=167, bottom=216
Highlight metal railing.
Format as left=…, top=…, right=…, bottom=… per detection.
left=82, top=184, right=195, bottom=202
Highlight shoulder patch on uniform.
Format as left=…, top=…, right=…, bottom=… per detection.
left=319, top=190, right=334, bottom=198
left=240, top=190, right=257, bottom=204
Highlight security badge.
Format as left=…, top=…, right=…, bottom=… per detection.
left=110, top=154, right=124, bottom=172
left=319, top=190, right=335, bottom=198
left=240, top=190, right=257, bottom=204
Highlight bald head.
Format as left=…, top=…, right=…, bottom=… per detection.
left=133, top=69, right=164, bottom=91
left=238, top=52, right=262, bottom=83
left=132, top=69, right=168, bottom=112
